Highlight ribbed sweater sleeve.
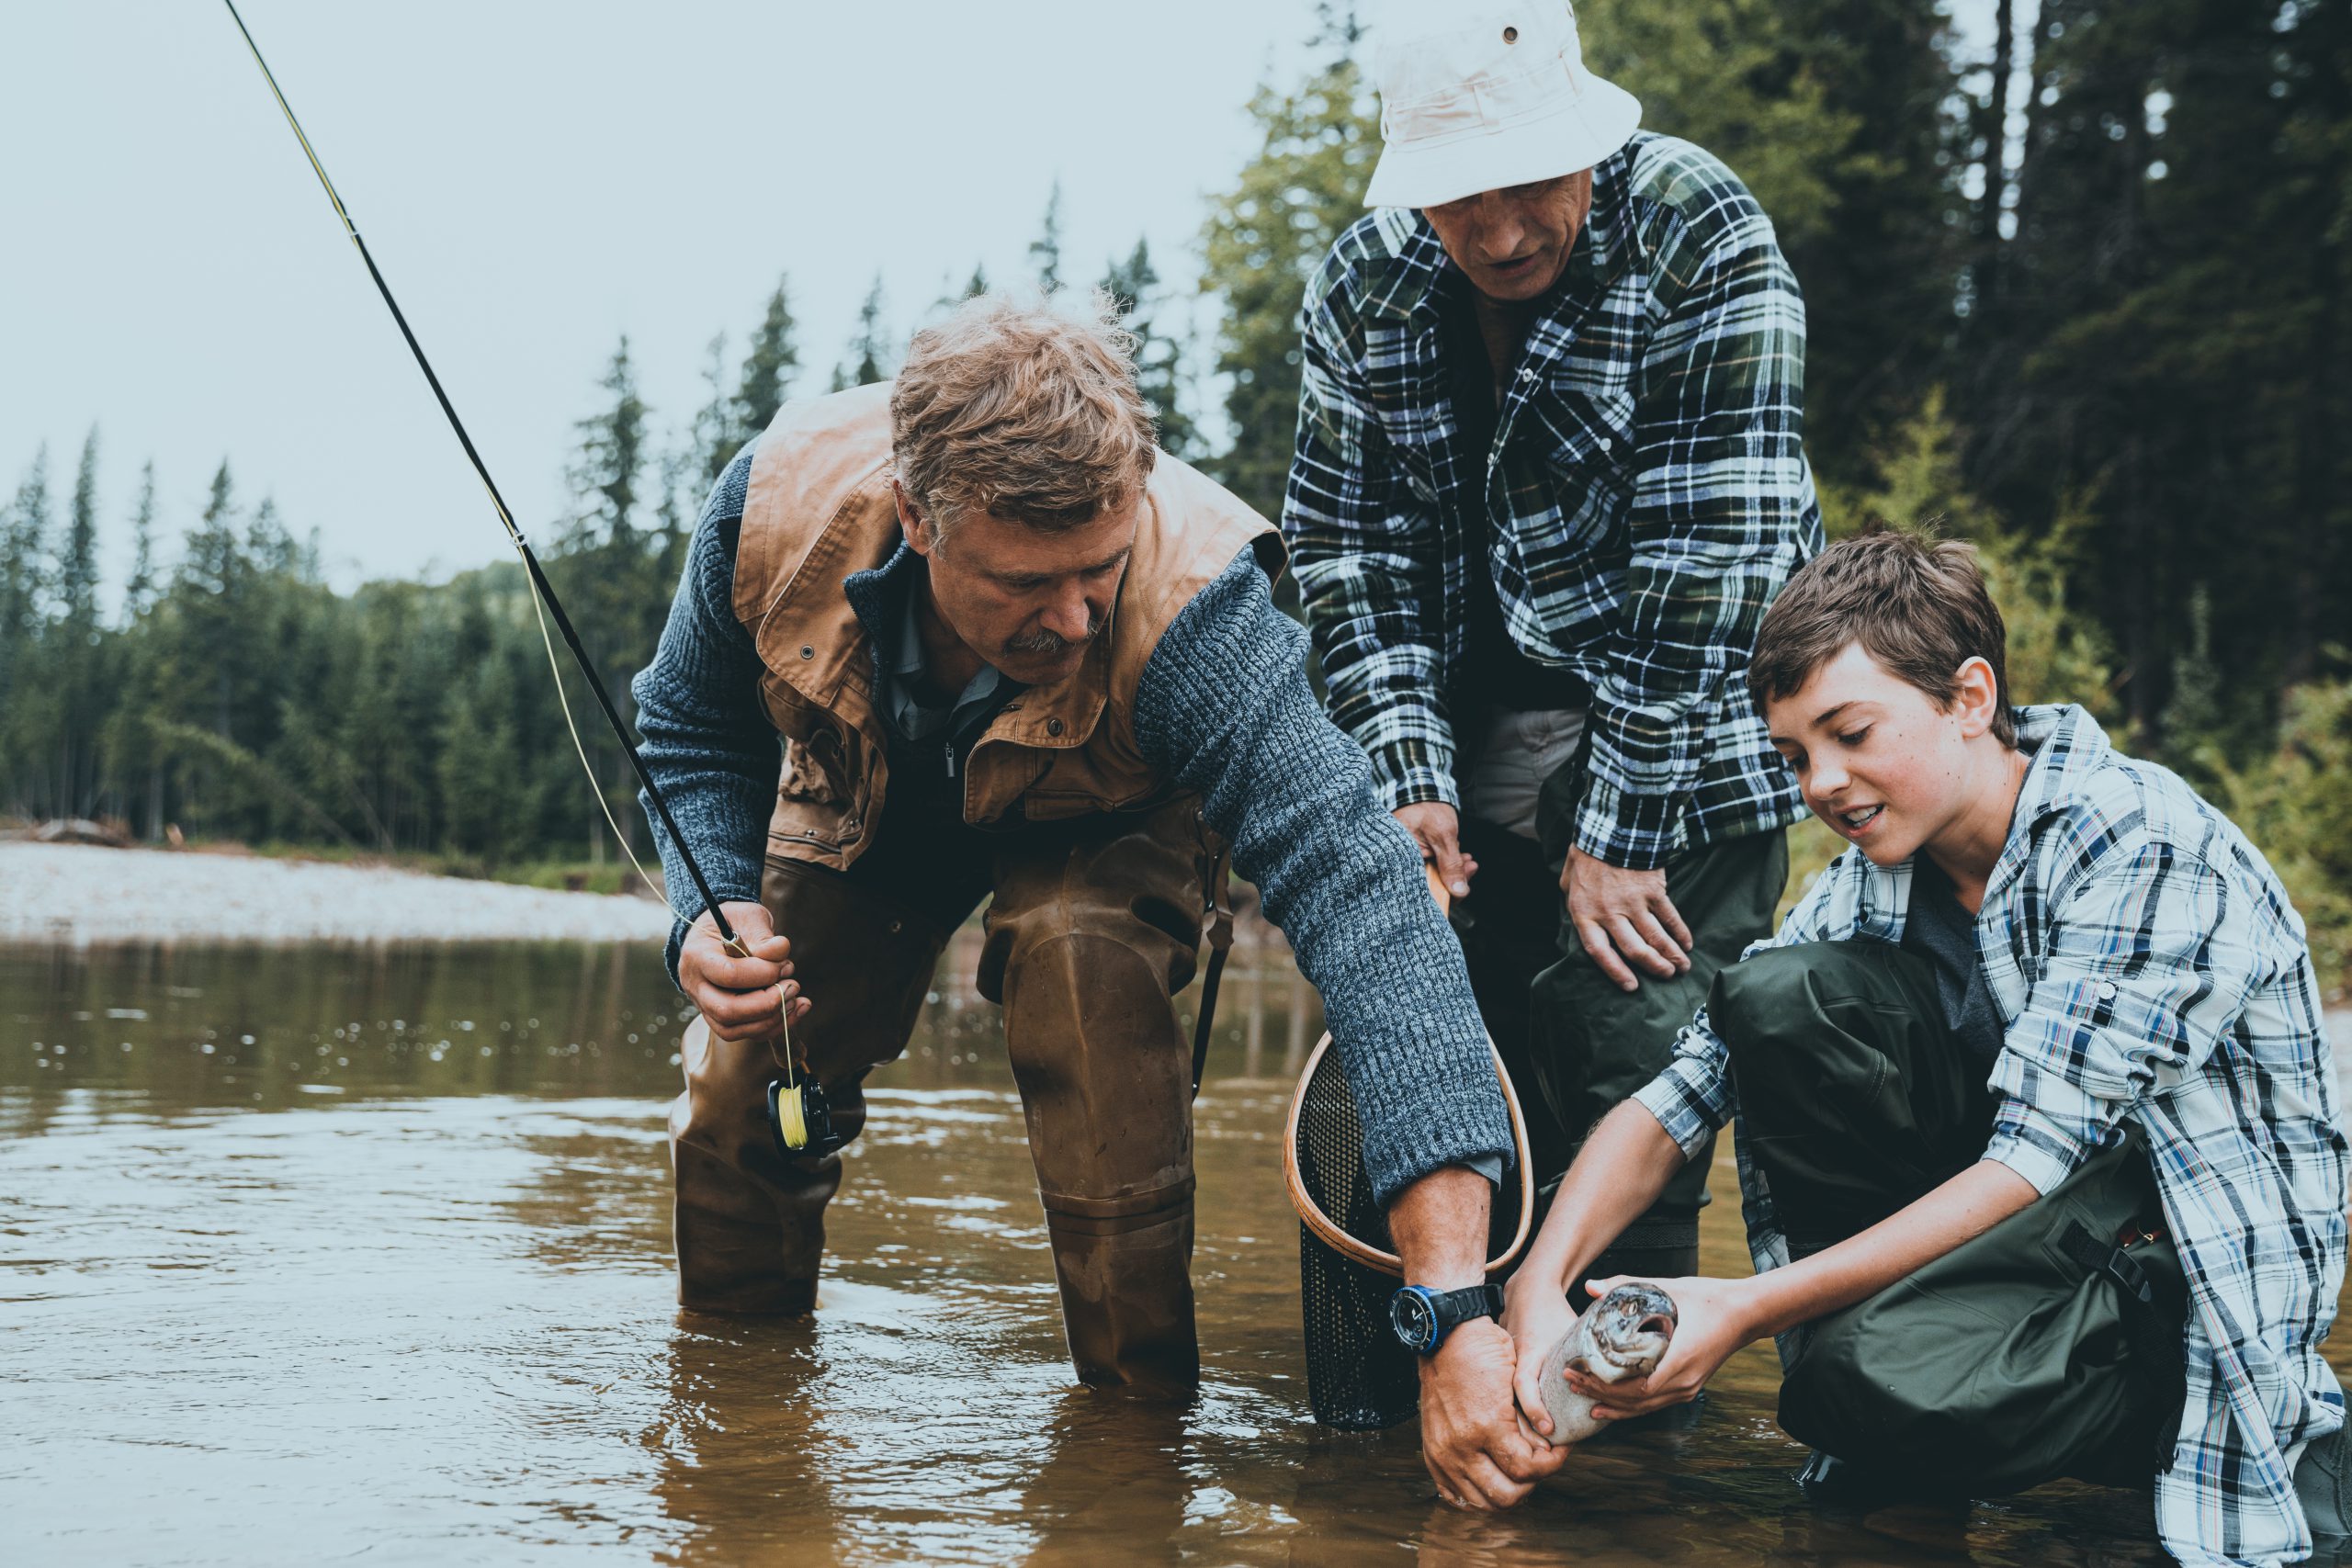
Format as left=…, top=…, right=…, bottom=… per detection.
left=628, top=449, right=776, bottom=983
left=1134, top=547, right=1510, bottom=1207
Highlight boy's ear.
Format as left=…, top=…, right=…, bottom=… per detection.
left=1951, top=656, right=2002, bottom=739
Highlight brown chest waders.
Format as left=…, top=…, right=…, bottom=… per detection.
left=668, top=793, right=1222, bottom=1392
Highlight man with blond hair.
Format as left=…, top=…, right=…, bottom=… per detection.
left=632, top=291, right=1561, bottom=1505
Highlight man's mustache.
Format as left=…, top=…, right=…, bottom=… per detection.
left=1003, top=612, right=1103, bottom=659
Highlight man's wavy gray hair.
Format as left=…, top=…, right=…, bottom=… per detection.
left=889, top=288, right=1158, bottom=547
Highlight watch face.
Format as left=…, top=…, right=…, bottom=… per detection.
left=1389, top=1288, right=1437, bottom=1352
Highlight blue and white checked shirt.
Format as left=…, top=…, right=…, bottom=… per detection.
left=1284, top=132, right=1820, bottom=869
left=1635, top=705, right=2349, bottom=1565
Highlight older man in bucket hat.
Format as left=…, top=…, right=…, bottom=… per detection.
left=1287, top=0, right=1823, bottom=1382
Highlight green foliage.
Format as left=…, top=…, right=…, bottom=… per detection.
left=567, top=337, right=649, bottom=547
left=1199, top=51, right=1379, bottom=520
left=1584, top=0, right=1958, bottom=482
left=830, top=273, right=893, bottom=392
left=2216, top=679, right=2352, bottom=997
left=4, top=6, right=2346, bottom=985
left=731, top=276, right=801, bottom=451
left=1835, top=389, right=2117, bottom=720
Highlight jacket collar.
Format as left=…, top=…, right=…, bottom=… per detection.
left=1983, top=704, right=2110, bottom=902
left=834, top=541, right=1112, bottom=761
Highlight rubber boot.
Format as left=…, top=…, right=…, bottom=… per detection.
left=982, top=799, right=1211, bottom=1392
left=1038, top=1180, right=1201, bottom=1393
left=667, top=862, right=947, bottom=1315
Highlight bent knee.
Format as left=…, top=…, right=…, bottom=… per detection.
left=1708, top=942, right=1839, bottom=1056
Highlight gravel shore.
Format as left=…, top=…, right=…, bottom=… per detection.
left=0, top=843, right=673, bottom=946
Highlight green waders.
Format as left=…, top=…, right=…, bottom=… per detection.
left=1455, top=748, right=1786, bottom=1285
left=1708, top=939, right=2192, bottom=1495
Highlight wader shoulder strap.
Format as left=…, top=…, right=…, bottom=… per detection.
left=1191, top=840, right=1235, bottom=1100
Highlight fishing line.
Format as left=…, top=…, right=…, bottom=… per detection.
left=220, top=0, right=820, bottom=1122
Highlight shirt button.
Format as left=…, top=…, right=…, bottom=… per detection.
left=1517, top=367, right=1538, bottom=383
left=2097, top=981, right=2120, bottom=999
left=1046, top=716, right=1065, bottom=737
left=1599, top=435, right=1615, bottom=451
left=798, top=645, right=814, bottom=660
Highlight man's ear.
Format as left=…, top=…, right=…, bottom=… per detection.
left=1951, top=656, right=2002, bottom=739
left=891, top=480, right=935, bottom=558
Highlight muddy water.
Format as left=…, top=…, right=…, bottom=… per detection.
left=0, top=938, right=2267, bottom=1566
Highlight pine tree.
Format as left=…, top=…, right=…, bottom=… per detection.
left=687, top=333, right=732, bottom=486
left=1099, top=236, right=1197, bottom=457
left=122, top=460, right=158, bottom=623
left=1200, top=47, right=1378, bottom=519
left=1029, top=179, right=1065, bottom=293
left=732, top=276, right=800, bottom=448
left=1583, top=0, right=1955, bottom=485
left=62, top=429, right=100, bottom=631
left=0, top=448, right=54, bottom=808
left=0, top=446, right=51, bottom=655
left=831, top=275, right=893, bottom=391
left=568, top=337, right=649, bottom=548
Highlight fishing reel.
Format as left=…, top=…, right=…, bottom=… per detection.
left=768, top=1074, right=845, bottom=1159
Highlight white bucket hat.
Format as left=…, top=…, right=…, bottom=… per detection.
left=1363, top=2, right=1642, bottom=209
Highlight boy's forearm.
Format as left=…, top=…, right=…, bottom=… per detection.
left=1738, top=1159, right=2039, bottom=1339
left=1514, top=1100, right=1690, bottom=1297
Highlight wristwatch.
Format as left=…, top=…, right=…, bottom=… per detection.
left=1389, top=1282, right=1506, bottom=1355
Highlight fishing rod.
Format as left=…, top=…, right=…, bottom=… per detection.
left=218, top=0, right=741, bottom=955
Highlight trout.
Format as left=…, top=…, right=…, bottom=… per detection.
left=1537, top=1281, right=1679, bottom=1446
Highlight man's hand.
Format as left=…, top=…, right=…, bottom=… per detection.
left=1419, top=1318, right=1567, bottom=1507
left=1562, top=846, right=1691, bottom=991
left=1560, top=1274, right=1760, bottom=1422
left=1499, top=1276, right=1582, bottom=1440
left=677, top=900, right=811, bottom=1043
left=1395, top=801, right=1479, bottom=899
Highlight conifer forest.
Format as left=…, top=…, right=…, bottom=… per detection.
left=4, top=1, right=2347, bottom=982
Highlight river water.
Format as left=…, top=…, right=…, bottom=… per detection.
left=2, top=939, right=2311, bottom=1565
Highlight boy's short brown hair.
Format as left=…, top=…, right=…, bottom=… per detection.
left=889, top=288, right=1157, bottom=545
left=1749, top=524, right=2017, bottom=746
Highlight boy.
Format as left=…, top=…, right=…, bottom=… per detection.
left=1499, top=527, right=2348, bottom=1563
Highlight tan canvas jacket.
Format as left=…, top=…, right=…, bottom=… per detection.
left=729, top=382, right=1283, bottom=873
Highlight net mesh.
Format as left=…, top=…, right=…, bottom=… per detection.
left=1293, top=1041, right=1530, bottom=1428
left=1295, top=1044, right=1419, bottom=1428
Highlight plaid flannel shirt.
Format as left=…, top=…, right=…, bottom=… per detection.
left=1635, top=705, right=2349, bottom=1565
left=1284, top=132, right=1819, bottom=869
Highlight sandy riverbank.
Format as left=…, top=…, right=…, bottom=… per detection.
left=0, top=842, right=673, bottom=946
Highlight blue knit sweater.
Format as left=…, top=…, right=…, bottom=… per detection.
left=630, top=449, right=1509, bottom=1204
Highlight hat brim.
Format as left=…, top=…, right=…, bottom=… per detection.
left=1363, top=75, right=1641, bottom=209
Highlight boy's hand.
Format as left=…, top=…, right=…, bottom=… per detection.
left=676, top=901, right=811, bottom=1043
left=1563, top=847, right=1691, bottom=991
left=1419, top=1318, right=1567, bottom=1507
left=1563, top=1274, right=1760, bottom=1421
left=1500, top=1277, right=1581, bottom=1439
left=1395, top=802, right=1480, bottom=900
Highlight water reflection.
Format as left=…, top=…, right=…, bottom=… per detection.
left=0, top=939, right=2248, bottom=1564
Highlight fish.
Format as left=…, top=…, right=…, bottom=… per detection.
left=1536, top=1281, right=1679, bottom=1447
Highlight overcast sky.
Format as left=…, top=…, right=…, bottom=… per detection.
left=2, top=0, right=1336, bottom=593
left=4, top=1, right=2006, bottom=599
